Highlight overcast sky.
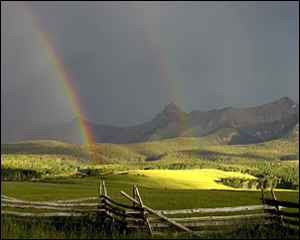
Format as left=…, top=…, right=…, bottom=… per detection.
left=1, top=1, right=299, bottom=127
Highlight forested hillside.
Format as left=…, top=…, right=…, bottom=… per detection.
left=2, top=124, right=298, bottom=165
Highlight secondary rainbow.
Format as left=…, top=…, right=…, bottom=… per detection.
left=19, top=2, right=98, bottom=162
left=135, top=2, right=195, bottom=138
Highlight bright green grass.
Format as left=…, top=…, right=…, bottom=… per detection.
left=37, top=169, right=257, bottom=190
left=0, top=182, right=99, bottom=201
left=1, top=181, right=298, bottom=209
left=37, top=168, right=296, bottom=192
left=127, top=169, right=257, bottom=189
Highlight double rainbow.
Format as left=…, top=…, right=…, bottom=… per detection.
left=19, top=2, right=196, bottom=164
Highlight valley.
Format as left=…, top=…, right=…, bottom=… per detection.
left=1, top=120, right=299, bottom=239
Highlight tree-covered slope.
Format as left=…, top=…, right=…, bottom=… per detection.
left=1, top=124, right=298, bottom=165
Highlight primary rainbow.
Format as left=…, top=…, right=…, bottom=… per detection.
left=19, top=2, right=98, bottom=163
left=18, top=2, right=197, bottom=164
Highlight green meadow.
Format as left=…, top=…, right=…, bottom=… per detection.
left=1, top=179, right=299, bottom=239
left=41, top=169, right=256, bottom=189
left=1, top=179, right=299, bottom=210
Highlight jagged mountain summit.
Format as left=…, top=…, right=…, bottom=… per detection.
left=183, top=96, right=299, bottom=141
left=1, top=97, right=299, bottom=145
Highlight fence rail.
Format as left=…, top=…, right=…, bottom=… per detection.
left=260, top=187, right=299, bottom=227
left=1, top=182, right=299, bottom=236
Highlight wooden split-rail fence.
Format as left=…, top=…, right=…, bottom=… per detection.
left=1, top=181, right=299, bottom=237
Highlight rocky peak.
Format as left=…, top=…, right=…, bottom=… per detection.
left=272, top=97, right=298, bottom=109
left=276, top=96, right=294, bottom=103
left=161, top=103, right=187, bottom=123
left=163, top=103, right=182, bottom=113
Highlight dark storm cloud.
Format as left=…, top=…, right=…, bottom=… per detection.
left=1, top=1, right=299, bottom=127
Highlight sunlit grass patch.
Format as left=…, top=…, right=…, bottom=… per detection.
left=127, top=169, right=256, bottom=190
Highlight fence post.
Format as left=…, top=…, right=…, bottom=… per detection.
left=260, top=185, right=271, bottom=222
left=99, top=181, right=102, bottom=210
left=135, top=186, right=152, bottom=235
left=133, top=185, right=136, bottom=208
left=103, top=180, right=107, bottom=197
left=260, top=186, right=265, bottom=204
left=99, top=181, right=102, bottom=196
left=102, top=180, right=107, bottom=216
left=271, top=188, right=283, bottom=225
left=98, top=181, right=106, bottom=220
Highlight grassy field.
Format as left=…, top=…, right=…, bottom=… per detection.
left=2, top=167, right=299, bottom=213
left=1, top=166, right=299, bottom=239
left=1, top=179, right=299, bottom=239
left=2, top=179, right=298, bottom=207
left=1, top=179, right=299, bottom=216
left=35, top=169, right=257, bottom=189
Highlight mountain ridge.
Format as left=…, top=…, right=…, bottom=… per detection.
left=1, top=97, right=299, bottom=144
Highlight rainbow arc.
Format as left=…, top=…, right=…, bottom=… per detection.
left=19, top=2, right=99, bottom=164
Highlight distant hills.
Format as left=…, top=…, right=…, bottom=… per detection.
left=1, top=97, right=299, bottom=145
left=1, top=123, right=299, bottom=165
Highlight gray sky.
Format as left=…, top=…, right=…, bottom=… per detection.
left=1, top=1, right=299, bottom=127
